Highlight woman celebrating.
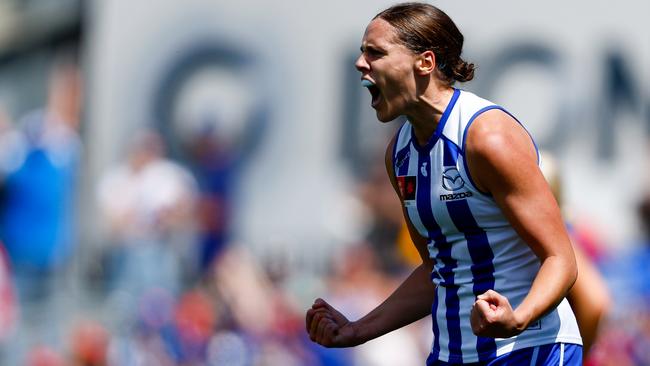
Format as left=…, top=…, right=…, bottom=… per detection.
left=306, top=3, right=583, bottom=365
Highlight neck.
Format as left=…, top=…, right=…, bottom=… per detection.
left=406, top=85, right=455, bottom=146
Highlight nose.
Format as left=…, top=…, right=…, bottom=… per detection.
left=355, top=53, right=369, bottom=73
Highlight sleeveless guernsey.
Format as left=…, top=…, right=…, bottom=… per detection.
left=392, top=88, right=582, bottom=364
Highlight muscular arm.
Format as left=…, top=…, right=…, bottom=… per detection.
left=466, top=110, right=577, bottom=337
left=306, top=134, right=436, bottom=347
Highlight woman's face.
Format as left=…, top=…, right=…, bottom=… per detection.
left=355, top=18, right=419, bottom=122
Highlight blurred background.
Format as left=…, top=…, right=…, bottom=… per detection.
left=0, top=0, right=648, bottom=365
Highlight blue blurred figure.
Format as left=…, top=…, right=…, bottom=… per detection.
left=0, top=52, right=82, bottom=363
left=0, top=54, right=82, bottom=303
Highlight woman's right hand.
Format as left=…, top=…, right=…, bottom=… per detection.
left=305, top=298, right=360, bottom=347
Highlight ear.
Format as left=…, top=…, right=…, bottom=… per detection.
left=415, top=50, right=436, bottom=76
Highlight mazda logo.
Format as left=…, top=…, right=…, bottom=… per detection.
left=442, top=167, right=465, bottom=191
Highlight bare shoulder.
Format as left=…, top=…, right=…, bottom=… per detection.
left=465, top=109, right=534, bottom=159
left=465, top=109, right=538, bottom=193
left=384, top=131, right=399, bottom=183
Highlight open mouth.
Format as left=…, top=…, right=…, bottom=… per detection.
left=361, top=79, right=381, bottom=107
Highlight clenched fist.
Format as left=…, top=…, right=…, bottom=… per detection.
left=470, top=289, right=526, bottom=338
left=305, top=298, right=360, bottom=348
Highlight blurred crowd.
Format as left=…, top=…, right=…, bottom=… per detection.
left=0, top=51, right=432, bottom=366
left=0, top=44, right=648, bottom=366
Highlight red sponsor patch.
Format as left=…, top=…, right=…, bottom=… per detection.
left=396, top=175, right=416, bottom=201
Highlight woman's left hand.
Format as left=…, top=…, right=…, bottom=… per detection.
left=470, top=289, right=526, bottom=338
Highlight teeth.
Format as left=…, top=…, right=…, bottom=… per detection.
left=361, top=79, right=374, bottom=88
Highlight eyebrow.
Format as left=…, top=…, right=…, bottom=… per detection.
left=360, top=44, right=384, bottom=53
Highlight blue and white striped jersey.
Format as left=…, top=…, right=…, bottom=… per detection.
left=392, top=88, right=582, bottom=364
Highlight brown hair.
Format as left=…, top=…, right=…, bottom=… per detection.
left=375, top=2, right=475, bottom=85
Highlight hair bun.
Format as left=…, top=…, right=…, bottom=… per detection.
left=451, top=60, right=475, bottom=83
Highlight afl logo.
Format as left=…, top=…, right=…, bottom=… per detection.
left=442, top=167, right=465, bottom=191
